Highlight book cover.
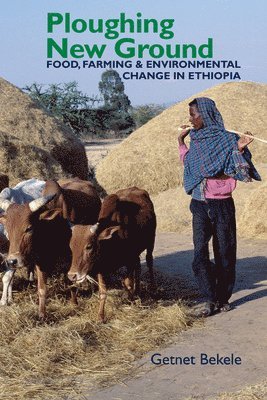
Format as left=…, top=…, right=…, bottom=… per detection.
left=0, top=1, right=266, bottom=400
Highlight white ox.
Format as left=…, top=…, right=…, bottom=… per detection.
left=0, top=178, right=45, bottom=306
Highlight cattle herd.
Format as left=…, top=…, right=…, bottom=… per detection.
left=0, top=177, right=156, bottom=322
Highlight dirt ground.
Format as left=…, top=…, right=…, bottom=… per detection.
left=85, top=138, right=123, bottom=168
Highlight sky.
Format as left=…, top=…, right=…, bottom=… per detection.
left=0, top=0, right=266, bottom=105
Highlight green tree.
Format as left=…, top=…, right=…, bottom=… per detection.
left=99, top=69, right=131, bottom=112
left=24, top=81, right=100, bottom=135
left=131, top=104, right=166, bottom=129
left=98, top=70, right=134, bottom=134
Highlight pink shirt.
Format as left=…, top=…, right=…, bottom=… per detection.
left=179, top=144, right=237, bottom=199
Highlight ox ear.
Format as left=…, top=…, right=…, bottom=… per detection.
left=98, top=226, right=120, bottom=241
left=39, top=208, right=62, bottom=221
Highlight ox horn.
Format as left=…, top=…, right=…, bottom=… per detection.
left=0, top=199, right=13, bottom=212
left=28, top=193, right=56, bottom=212
left=90, top=222, right=100, bottom=234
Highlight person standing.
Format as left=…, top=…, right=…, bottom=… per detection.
left=178, top=97, right=261, bottom=317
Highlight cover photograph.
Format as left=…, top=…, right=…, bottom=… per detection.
left=0, top=1, right=266, bottom=399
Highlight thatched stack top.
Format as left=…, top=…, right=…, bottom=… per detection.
left=0, top=77, right=89, bottom=185
left=96, top=81, right=267, bottom=195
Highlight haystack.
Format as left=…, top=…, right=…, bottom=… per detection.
left=0, top=77, right=89, bottom=185
left=152, top=165, right=267, bottom=239
left=239, top=183, right=267, bottom=239
left=96, top=81, right=267, bottom=195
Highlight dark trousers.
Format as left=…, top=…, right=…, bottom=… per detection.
left=190, top=198, right=236, bottom=304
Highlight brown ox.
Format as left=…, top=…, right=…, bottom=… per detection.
left=0, top=195, right=72, bottom=318
left=68, top=187, right=156, bottom=322
left=42, top=178, right=101, bottom=225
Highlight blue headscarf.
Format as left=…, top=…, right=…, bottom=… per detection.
left=183, top=97, right=261, bottom=200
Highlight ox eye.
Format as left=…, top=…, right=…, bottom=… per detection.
left=85, top=244, right=93, bottom=250
left=25, top=226, right=33, bottom=233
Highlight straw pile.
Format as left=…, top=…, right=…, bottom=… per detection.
left=151, top=165, right=267, bottom=239
left=0, top=271, right=197, bottom=400
left=0, top=77, right=90, bottom=185
left=210, top=380, right=267, bottom=400
left=186, top=380, right=267, bottom=400
left=236, top=166, right=267, bottom=239
left=96, top=81, right=267, bottom=195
